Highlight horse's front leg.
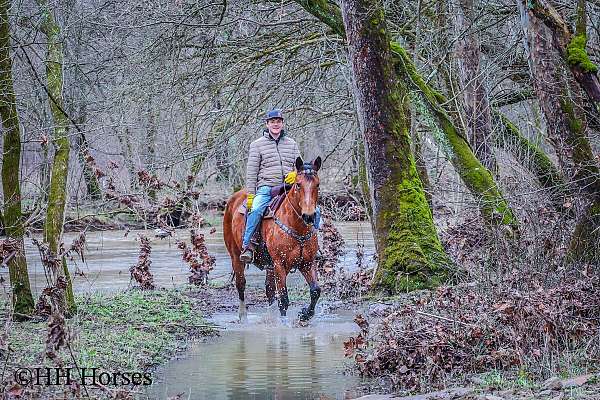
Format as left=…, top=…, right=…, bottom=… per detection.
left=274, top=263, right=289, bottom=317
left=233, top=257, right=247, bottom=322
left=299, top=264, right=321, bottom=321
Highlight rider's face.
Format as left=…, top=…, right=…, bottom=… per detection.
left=266, top=118, right=284, bottom=136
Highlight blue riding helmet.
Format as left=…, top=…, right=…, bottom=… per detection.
left=265, top=108, right=284, bottom=121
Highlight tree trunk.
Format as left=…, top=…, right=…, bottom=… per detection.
left=0, top=0, right=35, bottom=318
left=518, top=2, right=600, bottom=262
left=292, top=0, right=518, bottom=230
left=521, top=0, right=600, bottom=102
left=340, top=0, right=451, bottom=293
left=144, top=103, right=157, bottom=201
left=38, top=0, right=76, bottom=314
left=492, top=111, right=565, bottom=198
left=117, top=127, right=137, bottom=190
left=454, top=0, right=498, bottom=175
left=74, top=107, right=101, bottom=201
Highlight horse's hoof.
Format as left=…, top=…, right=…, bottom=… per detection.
left=298, top=307, right=314, bottom=322
left=279, top=316, right=290, bottom=326
left=238, top=302, right=248, bottom=323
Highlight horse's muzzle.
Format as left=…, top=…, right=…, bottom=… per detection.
left=302, top=213, right=315, bottom=225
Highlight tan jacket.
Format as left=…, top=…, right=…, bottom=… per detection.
left=245, top=130, right=301, bottom=195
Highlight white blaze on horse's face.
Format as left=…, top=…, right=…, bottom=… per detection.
left=296, top=171, right=319, bottom=226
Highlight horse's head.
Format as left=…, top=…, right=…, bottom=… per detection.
left=293, top=156, right=321, bottom=226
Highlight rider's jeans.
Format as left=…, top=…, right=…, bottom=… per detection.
left=242, top=185, right=321, bottom=248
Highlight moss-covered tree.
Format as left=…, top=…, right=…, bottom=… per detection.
left=518, top=2, right=600, bottom=262
left=38, top=0, right=76, bottom=313
left=340, top=0, right=451, bottom=292
left=290, top=0, right=518, bottom=230
left=1, top=0, right=35, bottom=318
left=522, top=0, right=600, bottom=102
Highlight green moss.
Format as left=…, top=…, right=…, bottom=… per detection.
left=566, top=34, right=598, bottom=73
left=390, top=41, right=518, bottom=229
left=373, top=173, right=450, bottom=293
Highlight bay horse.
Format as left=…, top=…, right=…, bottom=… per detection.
left=223, top=157, right=322, bottom=322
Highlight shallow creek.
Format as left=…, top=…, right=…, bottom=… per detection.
left=146, top=306, right=367, bottom=400
left=6, top=221, right=376, bottom=399
left=16, top=221, right=374, bottom=294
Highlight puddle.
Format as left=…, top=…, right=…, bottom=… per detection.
left=146, top=305, right=364, bottom=400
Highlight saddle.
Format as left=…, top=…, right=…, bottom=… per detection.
left=237, top=183, right=293, bottom=269
left=237, top=183, right=293, bottom=218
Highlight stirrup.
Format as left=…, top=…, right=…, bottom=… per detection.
left=240, top=247, right=254, bottom=263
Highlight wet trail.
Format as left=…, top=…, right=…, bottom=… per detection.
left=4, top=220, right=376, bottom=399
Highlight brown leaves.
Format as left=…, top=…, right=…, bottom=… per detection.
left=137, top=170, right=164, bottom=190
left=349, top=276, right=600, bottom=390
left=129, top=235, right=155, bottom=290
left=67, top=231, right=87, bottom=263
left=354, top=313, right=369, bottom=335
left=0, top=238, right=20, bottom=267
left=6, top=384, right=24, bottom=399
left=178, top=229, right=215, bottom=286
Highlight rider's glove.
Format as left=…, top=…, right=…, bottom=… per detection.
left=246, top=193, right=255, bottom=210
left=284, top=171, right=297, bottom=184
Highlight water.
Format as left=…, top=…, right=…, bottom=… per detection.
left=5, top=220, right=375, bottom=399
left=11, top=221, right=375, bottom=295
left=146, top=306, right=364, bottom=400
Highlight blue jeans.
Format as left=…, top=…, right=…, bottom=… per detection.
left=242, top=185, right=321, bottom=247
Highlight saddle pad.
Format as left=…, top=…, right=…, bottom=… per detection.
left=237, top=184, right=293, bottom=217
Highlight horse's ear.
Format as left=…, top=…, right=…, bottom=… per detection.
left=313, top=156, right=322, bottom=172
left=295, top=157, right=303, bottom=171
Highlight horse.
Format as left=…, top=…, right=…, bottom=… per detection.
left=223, top=156, right=322, bottom=322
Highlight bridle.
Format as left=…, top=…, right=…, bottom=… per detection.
left=284, top=168, right=317, bottom=226
left=273, top=167, right=319, bottom=268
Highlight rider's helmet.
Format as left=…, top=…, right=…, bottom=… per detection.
left=265, top=108, right=284, bottom=121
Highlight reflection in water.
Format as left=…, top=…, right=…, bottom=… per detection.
left=147, top=308, right=361, bottom=400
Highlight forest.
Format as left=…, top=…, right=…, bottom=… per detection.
left=1, top=0, right=599, bottom=399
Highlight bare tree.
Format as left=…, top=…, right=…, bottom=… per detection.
left=0, top=0, right=35, bottom=318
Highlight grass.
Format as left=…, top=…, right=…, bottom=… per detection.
left=1, top=288, right=215, bottom=397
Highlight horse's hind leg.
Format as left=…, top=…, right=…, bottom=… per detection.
left=233, top=258, right=247, bottom=322
left=265, top=268, right=276, bottom=306
left=274, top=263, right=289, bottom=317
left=299, top=265, right=321, bottom=321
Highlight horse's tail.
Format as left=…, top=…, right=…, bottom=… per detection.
left=222, top=190, right=246, bottom=258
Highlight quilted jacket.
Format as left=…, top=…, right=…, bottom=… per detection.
left=245, top=130, right=301, bottom=195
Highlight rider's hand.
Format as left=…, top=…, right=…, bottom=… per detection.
left=284, top=171, right=297, bottom=184
left=246, top=193, right=255, bottom=210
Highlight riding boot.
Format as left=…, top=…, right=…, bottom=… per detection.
left=240, top=243, right=255, bottom=263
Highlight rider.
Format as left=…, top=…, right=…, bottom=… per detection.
left=240, top=108, right=320, bottom=263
